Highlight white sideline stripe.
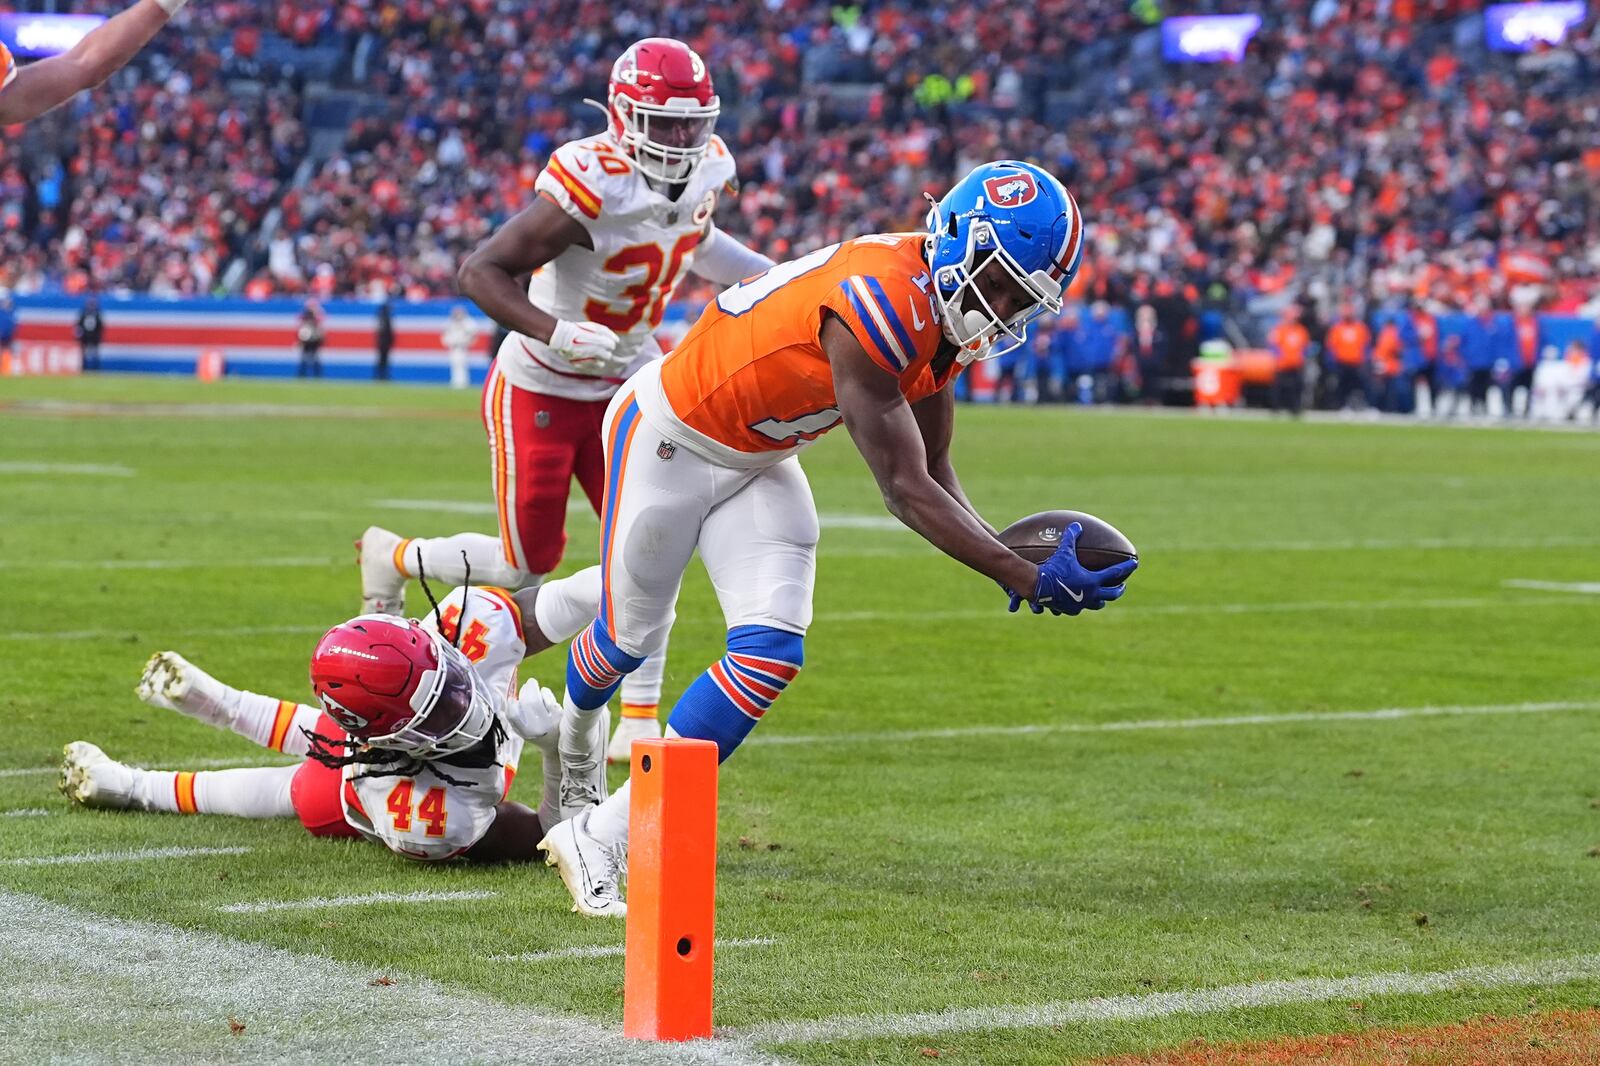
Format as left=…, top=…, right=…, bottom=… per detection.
left=0, top=756, right=298, bottom=778
left=1, top=808, right=51, bottom=817
left=1504, top=579, right=1600, bottom=595
left=494, top=937, right=778, bottom=964
left=0, top=891, right=778, bottom=1065
left=754, top=700, right=1600, bottom=748
left=729, top=952, right=1600, bottom=1045
left=0, top=461, right=135, bottom=476
left=0, top=556, right=338, bottom=572
left=219, top=889, right=498, bottom=914
left=1, top=845, right=252, bottom=867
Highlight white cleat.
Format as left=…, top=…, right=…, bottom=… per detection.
left=557, top=707, right=611, bottom=820
left=606, top=713, right=662, bottom=765
left=136, top=651, right=229, bottom=726
left=357, top=525, right=407, bottom=615
left=538, top=810, right=627, bottom=918
left=59, top=742, right=139, bottom=810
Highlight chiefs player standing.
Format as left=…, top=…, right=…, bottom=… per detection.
left=0, top=0, right=192, bottom=124
left=358, top=38, right=772, bottom=766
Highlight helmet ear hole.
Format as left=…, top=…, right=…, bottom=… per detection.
left=947, top=214, right=959, bottom=237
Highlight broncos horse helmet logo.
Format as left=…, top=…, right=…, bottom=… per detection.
left=983, top=172, right=1038, bottom=208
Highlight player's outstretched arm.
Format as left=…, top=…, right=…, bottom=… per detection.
left=911, top=385, right=995, bottom=535
left=825, top=314, right=1035, bottom=593
left=456, top=197, right=591, bottom=344
left=690, top=226, right=775, bottom=286
left=462, top=801, right=544, bottom=863
left=0, top=0, right=182, bottom=124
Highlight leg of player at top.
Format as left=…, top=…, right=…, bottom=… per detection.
left=538, top=161, right=1138, bottom=917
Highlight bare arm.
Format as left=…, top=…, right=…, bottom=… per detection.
left=0, top=0, right=174, bottom=124
left=456, top=195, right=591, bottom=343
left=825, top=314, right=1035, bottom=593
left=910, top=384, right=996, bottom=535
left=462, top=801, right=544, bottom=863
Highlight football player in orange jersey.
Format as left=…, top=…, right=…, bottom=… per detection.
left=538, top=160, right=1139, bottom=916
left=357, top=38, right=772, bottom=764
left=0, top=0, right=190, bottom=124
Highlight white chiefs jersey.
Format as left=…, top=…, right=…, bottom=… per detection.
left=341, top=586, right=528, bottom=861
left=495, top=130, right=739, bottom=401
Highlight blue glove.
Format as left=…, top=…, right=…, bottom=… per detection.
left=1006, top=521, right=1139, bottom=616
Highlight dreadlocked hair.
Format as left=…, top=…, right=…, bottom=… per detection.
left=300, top=717, right=508, bottom=788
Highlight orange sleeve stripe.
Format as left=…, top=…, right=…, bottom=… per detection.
left=174, top=772, right=198, bottom=814
left=392, top=538, right=414, bottom=579
left=267, top=700, right=298, bottom=752
left=479, top=586, right=523, bottom=635
left=548, top=158, right=601, bottom=219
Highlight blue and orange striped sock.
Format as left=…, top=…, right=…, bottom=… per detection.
left=667, top=625, right=804, bottom=762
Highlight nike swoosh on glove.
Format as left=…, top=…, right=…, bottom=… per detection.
left=1006, top=521, right=1139, bottom=615
left=548, top=319, right=624, bottom=374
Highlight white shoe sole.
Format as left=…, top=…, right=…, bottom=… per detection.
left=537, top=826, right=626, bottom=919
left=357, top=526, right=406, bottom=615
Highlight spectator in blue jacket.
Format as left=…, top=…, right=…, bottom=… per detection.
left=1043, top=306, right=1082, bottom=404
left=1071, top=301, right=1122, bottom=404
left=1572, top=329, right=1600, bottom=423
left=0, top=293, right=15, bottom=361
left=1456, top=302, right=1499, bottom=415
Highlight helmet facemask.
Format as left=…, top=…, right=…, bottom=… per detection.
left=928, top=212, right=1064, bottom=364
left=611, top=94, right=719, bottom=185
left=359, top=632, right=494, bottom=760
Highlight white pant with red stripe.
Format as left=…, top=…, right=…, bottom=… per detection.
left=595, top=387, right=819, bottom=657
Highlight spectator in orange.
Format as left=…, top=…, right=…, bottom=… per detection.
left=1372, top=319, right=1404, bottom=411
left=1325, top=303, right=1372, bottom=412
left=1268, top=304, right=1309, bottom=416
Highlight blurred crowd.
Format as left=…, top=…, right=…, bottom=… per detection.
left=3, top=0, right=1600, bottom=368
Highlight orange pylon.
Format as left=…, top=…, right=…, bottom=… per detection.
left=623, top=737, right=719, bottom=1041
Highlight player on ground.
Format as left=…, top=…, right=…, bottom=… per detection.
left=59, top=585, right=597, bottom=863
left=0, top=0, right=191, bottom=124
left=357, top=37, right=773, bottom=763
left=538, top=160, right=1139, bottom=915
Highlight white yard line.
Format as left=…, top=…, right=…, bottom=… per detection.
left=493, top=937, right=777, bottom=964
left=814, top=594, right=1591, bottom=624
left=219, top=890, right=499, bottom=914
left=2, top=623, right=327, bottom=642
left=0, top=808, right=51, bottom=817
left=754, top=700, right=1600, bottom=749
left=0, top=461, right=135, bottom=476
left=729, top=952, right=1600, bottom=1045
left=0, top=557, right=338, bottom=572
left=1504, top=579, right=1600, bottom=595
left=1, top=845, right=252, bottom=867
left=372, top=497, right=497, bottom=515
left=0, top=891, right=779, bottom=1065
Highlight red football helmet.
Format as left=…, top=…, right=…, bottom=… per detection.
left=309, top=615, right=493, bottom=759
left=607, top=37, right=719, bottom=185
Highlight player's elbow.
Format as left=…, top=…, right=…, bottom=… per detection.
left=455, top=253, right=488, bottom=300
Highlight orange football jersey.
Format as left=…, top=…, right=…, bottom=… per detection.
left=642, top=233, right=957, bottom=465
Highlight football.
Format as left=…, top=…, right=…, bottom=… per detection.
left=997, top=510, right=1138, bottom=571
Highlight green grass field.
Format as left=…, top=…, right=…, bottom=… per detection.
left=2, top=374, right=1598, bottom=1064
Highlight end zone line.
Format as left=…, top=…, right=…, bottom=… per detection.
left=1, top=845, right=251, bottom=867
left=754, top=700, right=1600, bottom=748
left=1505, top=579, right=1600, bottom=595
left=0, top=890, right=782, bottom=1065
left=219, top=889, right=498, bottom=914
left=1, top=808, right=50, bottom=817
left=730, top=952, right=1600, bottom=1046
left=493, top=937, right=777, bottom=964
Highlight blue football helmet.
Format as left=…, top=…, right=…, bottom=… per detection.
left=925, top=160, right=1084, bottom=362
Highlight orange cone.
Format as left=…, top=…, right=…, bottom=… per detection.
left=623, top=737, right=719, bottom=1041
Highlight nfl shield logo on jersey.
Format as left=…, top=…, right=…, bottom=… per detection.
left=983, top=172, right=1038, bottom=209
left=535, top=410, right=551, bottom=428
left=656, top=439, right=677, bottom=461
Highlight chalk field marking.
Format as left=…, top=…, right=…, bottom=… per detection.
left=0, top=557, right=338, bottom=572
left=755, top=700, right=1600, bottom=749
left=219, top=889, right=498, bottom=914
left=1, top=845, right=252, bottom=868
left=1, top=808, right=51, bottom=817
left=1505, top=579, right=1600, bottom=595
left=0, top=756, right=298, bottom=779
left=493, top=937, right=778, bottom=964
left=373, top=497, right=497, bottom=515
left=0, top=461, right=135, bottom=477
left=731, top=952, right=1600, bottom=1045
left=0, top=891, right=779, bottom=1065
left=2, top=623, right=326, bottom=643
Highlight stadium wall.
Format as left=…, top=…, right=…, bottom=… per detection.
left=6, top=296, right=696, bottom=383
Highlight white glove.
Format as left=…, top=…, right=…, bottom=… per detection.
left=153, top=0, right=190, bottom=16
left=548, top=319, right=624, bottom=375
left=505, top=680, right=562, bottom=748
